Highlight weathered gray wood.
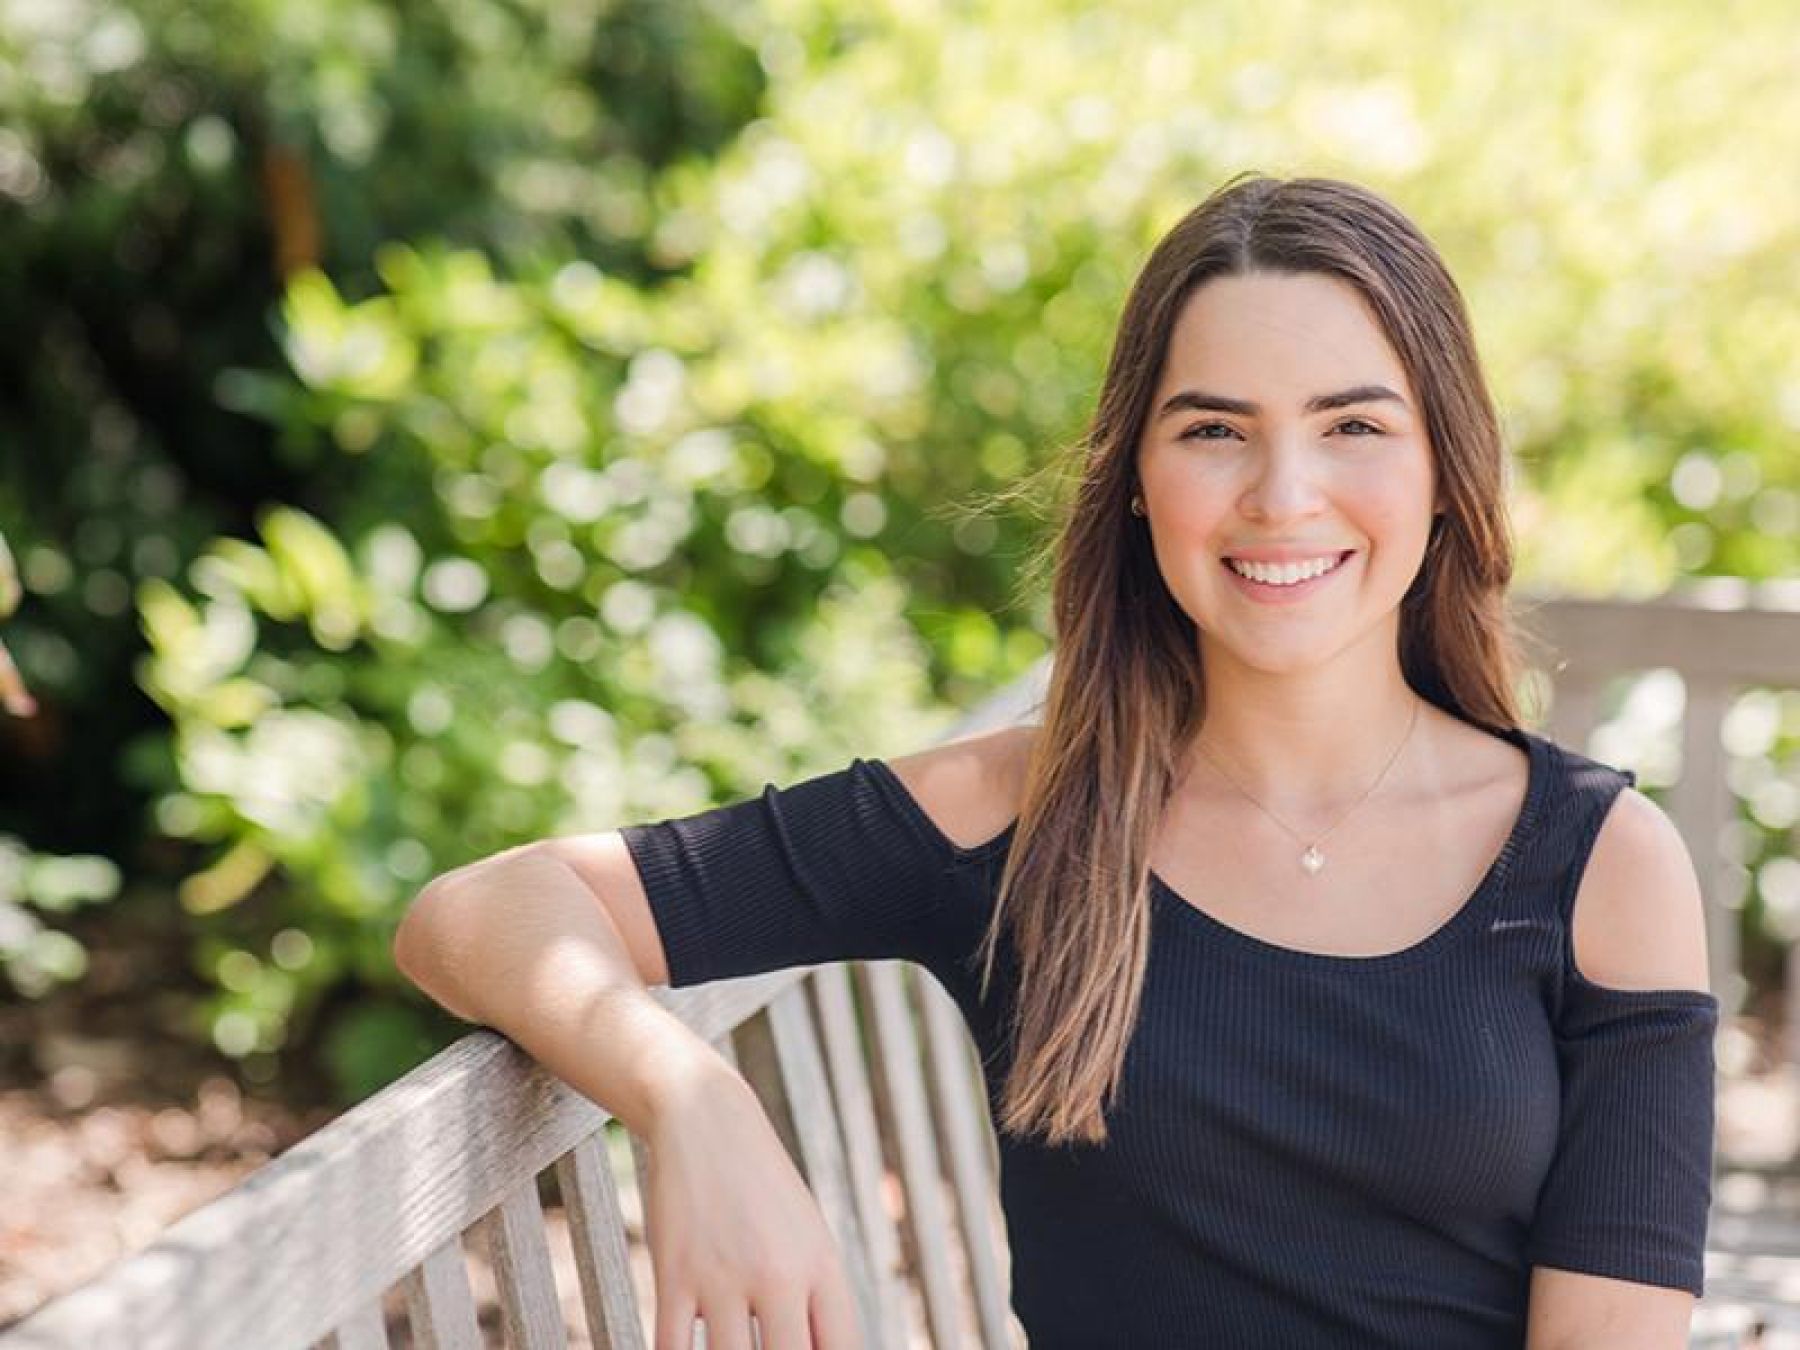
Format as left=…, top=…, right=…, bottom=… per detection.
left=765, top=980, right=883, bottom=1348
left=732, top=1006, right=803, bottom=1174
left=810, top=964, right=916, bottom=1350
left=1674, top=677, right=1741, bottom=1012
left=625, top=1130, right=653, bottom=1251
left=477, top=1182, right=565, bottom=1350
left=1789, top=944, right=1800, bottom=1071
left=316, top=1299, right=388, bottom=1350
left=402, top=1241, right=483, bottom=1350
left=1545, top=674, right=1601, bottom=759
left=555, top=1135, right=646, bottom=1350
left=0, top=972, right=804, bottom=1350
left=1523, top=586, right=1800, bottom=686
left=1686, top=1299, right=1756, bottom=1349
left=917, top=971, right=1013, bottom=1349
left=1523, top=591, right=1800, bottom=1029
left=862, top=962, right=966, bottom=1350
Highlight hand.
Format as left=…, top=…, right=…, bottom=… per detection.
left=643, top=1074, right=864, bottom=1350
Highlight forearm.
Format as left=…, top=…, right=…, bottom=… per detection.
left=394, top=846, right=742, bottom=1139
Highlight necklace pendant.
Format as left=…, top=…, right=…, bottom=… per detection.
left=1299, top=845, right=1326, bottom=875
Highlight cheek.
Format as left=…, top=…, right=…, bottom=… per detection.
left=1363, top=497, right=1424, bottom=545
left=1140, top=460, right=1233, bottom=533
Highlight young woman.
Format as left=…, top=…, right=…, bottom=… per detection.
left=394, top=175, right=1717, bottom=1350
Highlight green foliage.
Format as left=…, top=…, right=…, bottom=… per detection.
left=1, top=527, right=115, bottom=996
left=0, top=0, right=768, bottom=854
left=0, top=837, right=122, bottom=997
left=0, top=0, right=770, bottom=1091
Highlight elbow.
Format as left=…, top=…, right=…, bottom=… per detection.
left=391, top=879, right=441, bottom=985
left=392, top=873, right=485, bottom=1023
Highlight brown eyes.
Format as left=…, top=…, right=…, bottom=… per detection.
left=1178, top=418, right=1385, bottom=442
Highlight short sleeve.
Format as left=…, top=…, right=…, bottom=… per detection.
left=618, top=757, right=984, bottom=988
left=1524, top=755, right=1718, bottom=1296
left=1524, top=980, right=1717, bottom=1295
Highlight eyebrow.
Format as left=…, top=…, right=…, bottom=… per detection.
left=1154, top=384, right=1408, bottom=420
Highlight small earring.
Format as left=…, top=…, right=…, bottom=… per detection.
left=1130, top=495, right=1146, bottom=517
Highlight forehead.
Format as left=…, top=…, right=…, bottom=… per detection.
left=1160, top=271, right=1409, bottom=393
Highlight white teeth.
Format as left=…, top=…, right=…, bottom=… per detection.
left=1226, top=553, right=1345, bottom=586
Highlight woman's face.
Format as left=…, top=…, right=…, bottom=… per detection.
left=1135, top=270, right=1441, bottom=680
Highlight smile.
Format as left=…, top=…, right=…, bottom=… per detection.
left=1220, top=550, right=1355, bottom=602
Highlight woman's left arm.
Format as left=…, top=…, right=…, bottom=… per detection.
left=1526, top=1265, right=1696, bottom=1350
left=1524, top=786, right=1712, bottom=1350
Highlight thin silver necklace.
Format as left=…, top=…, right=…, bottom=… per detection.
left=1191, top=697, right=1422, bottom=877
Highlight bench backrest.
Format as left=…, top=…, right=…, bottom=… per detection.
left=2, top=959, right=1019, bottom=1350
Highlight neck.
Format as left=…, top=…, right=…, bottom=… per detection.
left=1183, top=661, right=1430, bottom=820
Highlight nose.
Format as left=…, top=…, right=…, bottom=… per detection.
left=1238, top=438, right=1327, bottom=524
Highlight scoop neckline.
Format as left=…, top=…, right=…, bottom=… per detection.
left=1149, top=723, right=1548, bottom=974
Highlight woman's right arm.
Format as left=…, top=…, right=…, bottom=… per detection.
left=393, top=835, right=711, bottom=1135
left=392, top=838, right=865, bottom=1350
left=391, top=725, right=1031, bottom=1349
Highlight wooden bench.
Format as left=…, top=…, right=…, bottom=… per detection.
left=0, top=958, right=1018, bottom=1350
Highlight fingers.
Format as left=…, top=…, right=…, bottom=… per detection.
left=701, top=1299, right=756, bottom=1350
left=655, top=1290, right=698, bottom=1350
left=657, top=1287, right=851, bottom=1350
left=810, top=1274, right=864, bottom=1350
left=754, top=1292, right=811, bottom=1350
left=655, top=1299, right=770, bottom=1350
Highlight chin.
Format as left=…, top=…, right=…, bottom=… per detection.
left=1195, top=607, right=1404, bottom=677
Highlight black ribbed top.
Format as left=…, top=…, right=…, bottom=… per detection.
left=620, top=725, right=1717, bottom=1349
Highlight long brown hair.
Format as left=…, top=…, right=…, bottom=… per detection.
left=975, top=173, right=1530, bottom=1148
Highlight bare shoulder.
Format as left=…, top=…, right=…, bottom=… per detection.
left=882, top=723, right=1039, bottom=852
left=1568, top=783, right=1711, bottom=994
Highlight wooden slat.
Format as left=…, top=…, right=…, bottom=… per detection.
left=734, top=1005, right=800, bottom=1159
left=401, top=1241, right=483, bottom=1350
left=624, top=1129, right=654, bottom=1285
left=764, top=981, right=883, bottom=1349
left=809, top=964, right=916, bottom=1350
left=916, top=971, right=1013, bottom=1349
left=1523, top=586, right=1800, bottom=686
left=1545, top=674, right=1601, bottom=759
left=1674, top=678, right=1742, bottom=1013
left=1788, top=944, right=1800, bottom=1071
left=1687, top=1299, right=1756, bottom=1349
left=478, top=1182, right=565, bottom=1350
left=862, top=962, right=966, bottom=1350
left=315, top=1298, right=388, bottom=1350
left=555, top=1135, right=646, bottom=1350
